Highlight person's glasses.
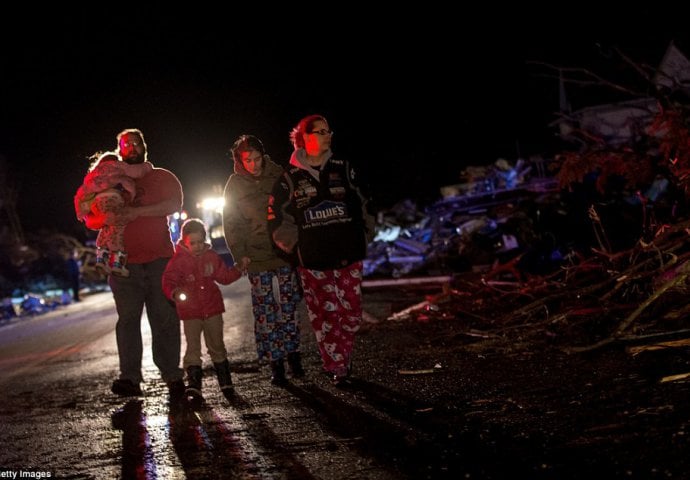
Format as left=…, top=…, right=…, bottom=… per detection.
left=122, top=140, right=140, bottom=148
left=310, top=129, right=333, bottom=136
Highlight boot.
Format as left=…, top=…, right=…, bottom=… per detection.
left=111, top=250, right=130, bottom=277
left=287, top=352, right=305, bottom=378
left=95, top=247, right=111, bottom=275
left=185, top=365, right=203, bottom=399
left=214, top=359, right=234, bottom=398
left=270, top=359, right=287, bottom=386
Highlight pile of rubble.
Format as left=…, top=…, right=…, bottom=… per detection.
left=365, top=158, right=560, bottom=279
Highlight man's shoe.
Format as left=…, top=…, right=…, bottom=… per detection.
left=111, top=379, right=143, bottom=396
left=167, top=379, right=186, bottom=402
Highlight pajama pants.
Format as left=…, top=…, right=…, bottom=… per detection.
left=248, top=266, right=301, bottom=362
left=298, top=261, right=362, bottom=374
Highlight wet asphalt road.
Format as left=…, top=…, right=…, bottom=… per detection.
left=5, top=280, right=690, bottom=478
left=0, top=281, right=405, bottom=479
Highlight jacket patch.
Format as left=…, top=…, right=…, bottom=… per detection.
left=303, top=200, right=349, bottom=228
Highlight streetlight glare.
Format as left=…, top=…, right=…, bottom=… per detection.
left=197, top=194, right=226, bottom=240
left=199, top=197, right=225, bottom=214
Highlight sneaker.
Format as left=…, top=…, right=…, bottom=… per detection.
left=111, top=251, right=129, bottom=277
left=111, top=378, right=143, bottom=396
left=95, top=260, right=111, bottom=275
left=95, top=248, right=112, bottom=275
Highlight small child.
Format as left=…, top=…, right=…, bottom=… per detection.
left=162, top=218, right=250, bottom=401
left=73, top=151, right=152, bottom=277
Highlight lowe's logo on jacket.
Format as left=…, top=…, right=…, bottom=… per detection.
left=304, top=200, right=348, bottom=226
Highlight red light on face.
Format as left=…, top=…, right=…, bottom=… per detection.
left=304, top=122, right=331, bottom=155
left=239, top=150, right=263, bottom=176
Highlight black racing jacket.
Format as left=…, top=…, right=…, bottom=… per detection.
left=268, top=157, right=373, bottom=270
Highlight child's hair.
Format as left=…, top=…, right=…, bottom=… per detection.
left=181, top=218, right=207, bottom=239
left=87, top=151, right=120, bottom=173
left=230, top=134, right=265, bottom=163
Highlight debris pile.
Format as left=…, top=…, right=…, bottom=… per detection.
left=365, top=158, right=560, bottom=279
left=364, top=152, right=690, bottom=354
left=367, top=214, right=690, bottom=354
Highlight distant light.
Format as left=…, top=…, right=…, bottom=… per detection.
left=210, top=225, right=224, bottom=239
left=173, top=212, right=180, bottom=220
left=198, top=197, right=225, bottom=215
left=180, top=211, right=188, bottom=220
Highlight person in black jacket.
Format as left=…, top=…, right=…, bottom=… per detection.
left=268, top=114, right=374, bottom=386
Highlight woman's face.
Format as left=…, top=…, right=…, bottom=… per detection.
left=239, top=148, right=263, bottom=176
left=304, top=120, right=332, bottom=155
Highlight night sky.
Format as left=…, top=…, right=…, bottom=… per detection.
left=2, top=7, right=688, bottom=240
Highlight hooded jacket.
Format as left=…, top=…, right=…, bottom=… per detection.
left=162, top=242, right=242, bottom=320
left=223, top=155, right=294, bottom=272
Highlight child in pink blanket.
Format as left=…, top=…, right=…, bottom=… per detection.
left=74, top=151, right=152, bottom=276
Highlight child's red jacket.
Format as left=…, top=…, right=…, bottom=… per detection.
left=162, top=243, right=242, bottom=320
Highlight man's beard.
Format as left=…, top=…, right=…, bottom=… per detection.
left=123, top=152, right=145, bottom=164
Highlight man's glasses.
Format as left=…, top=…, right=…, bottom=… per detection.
left=121, top=141, right=140, bottom=148
left=310, top=129, right=333, bottom=136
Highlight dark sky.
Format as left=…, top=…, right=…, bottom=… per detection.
left=2, top=7, right=689, bottom=239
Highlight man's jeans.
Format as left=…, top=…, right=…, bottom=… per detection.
left=109, top=257, right=182, bottom=383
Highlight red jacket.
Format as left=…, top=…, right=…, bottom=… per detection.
left=162, top=243, right=242, bottom=320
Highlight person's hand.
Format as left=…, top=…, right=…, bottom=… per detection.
left=272, top=223, right=298, bottom=253
left=238, top=256, right=251, bottom=274
left=274, top=239, right=294, bottom=253
left=103, top=206, right=139, bottom=226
